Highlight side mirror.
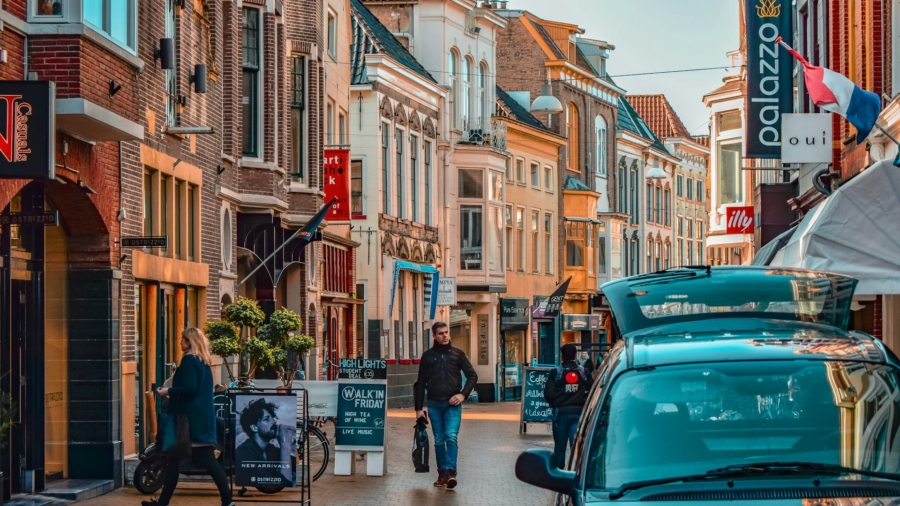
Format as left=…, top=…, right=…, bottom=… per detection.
left=515, top=449, right=576, bottom=495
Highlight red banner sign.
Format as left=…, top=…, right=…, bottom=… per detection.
left=323, top=149, right=350, bottom=221
left=726, top=206, right=755, bottom=234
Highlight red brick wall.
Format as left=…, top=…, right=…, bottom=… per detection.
left=0, top=30, right=26, bottom=81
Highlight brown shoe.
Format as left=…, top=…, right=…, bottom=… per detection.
left=433, top=470, right=448, bottom=487
left=447, top=469, right=458, bottom=489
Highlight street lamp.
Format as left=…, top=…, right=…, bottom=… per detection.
left=531, top=82, right=564, bottom=114
left=645, top=165, right=666, bottom=180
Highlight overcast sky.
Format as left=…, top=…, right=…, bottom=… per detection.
left=508, top=0, right=740, bottom=137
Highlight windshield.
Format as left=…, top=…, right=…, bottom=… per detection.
left=587, top=360, right=900, bottom=490
left=602, top=268, right=857, bottom=334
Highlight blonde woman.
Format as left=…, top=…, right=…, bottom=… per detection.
left=143, top=328, right=234, bottom=506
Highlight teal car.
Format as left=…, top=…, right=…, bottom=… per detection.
left=517, top=267, right=900, bottom=504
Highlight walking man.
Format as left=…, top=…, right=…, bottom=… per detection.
left=414, top=322, right=478, bottom=489
left=544, top=344, right=592, bottom=469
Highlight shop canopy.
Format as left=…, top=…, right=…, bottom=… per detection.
left=750, top=226, right=797, bottom=266
left=389, top=260, right=439, bottom=321
left=770, top=159, right=900, bottom=295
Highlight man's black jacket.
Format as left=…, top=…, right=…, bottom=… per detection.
left=543, top=360, right=591, bottom=415
left=414, top=341, right=478, bottom=410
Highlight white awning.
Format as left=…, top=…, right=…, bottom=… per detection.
left=770, top=159, right=900, bottom=295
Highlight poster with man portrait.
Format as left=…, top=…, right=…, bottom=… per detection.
left=233, top=393, right=298, bottom=487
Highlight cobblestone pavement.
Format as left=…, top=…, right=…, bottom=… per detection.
left=82, top=402, right=556, bottom=506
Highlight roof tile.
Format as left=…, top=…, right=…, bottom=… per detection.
left=627, top=94, right=692, bottom=139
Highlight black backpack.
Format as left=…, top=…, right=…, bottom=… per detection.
left=412, top=416, right=430, bottom=473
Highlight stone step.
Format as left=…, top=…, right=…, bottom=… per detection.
left=38, top=480, right=115, bottom=502
left=7, top=494, right=72, bottom=506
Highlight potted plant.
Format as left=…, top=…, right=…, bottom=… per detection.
left=223, top=297, right=266, bottom=386
left=206, top=320, right=241, bottom=384
left=266, top=308, right=316, bottom=388
left=242, top=337, right=275, bottom=381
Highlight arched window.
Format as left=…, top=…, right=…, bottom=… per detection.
left=664, top=188, right=671, bottom=226
left=646, top=183, right=653, bottom=224
left=665, top=242, right=671, bottom=270
left=655, top=240, right=662, bottom=272
left=595, top=116, right=607, bottom=176
left=462, top=57, right=473, bottom=127
left=618, top=162, right=626, bottom=214
left=566, top=103, right=579, bottom=171
left=646, top=238, right=653, bottom=273
left=630, top=168, right=638, bottom=224
left=655, top=185, right=661, bottom=224
left=622, top=230, right=629, bottom=276
left=478, top=62, right=488, bottom=123
left=449, top=50, right=459, bottom=129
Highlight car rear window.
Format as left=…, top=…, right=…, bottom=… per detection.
left=603, top=268, right=857, bottom=334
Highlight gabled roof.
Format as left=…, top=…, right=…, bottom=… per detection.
left=627, top=94, right=692, bottom=139
left=616, top=97, right=671, bottom=155
left=495, top=86, right=549, bottom=132
left=349, top=0, right=436, bottom=85
left=521, top=15, right=567, bottom=60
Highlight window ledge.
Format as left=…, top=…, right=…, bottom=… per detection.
left=240, top=159, right=286, bottom=175
left=289, top=184, right=326, bottom=197
left=221, top=153, right=236, bottom=164
left=218, top=271, right=238, bottom=280
left=7, top=16, right=145, bottom=70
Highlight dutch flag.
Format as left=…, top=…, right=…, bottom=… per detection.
left=776, top=36, right=882, bottom=144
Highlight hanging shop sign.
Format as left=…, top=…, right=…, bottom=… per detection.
left=746, top=0, right=792, bottom=158
left=562, top=314, right=601, bottom=331
left=726, top=206, right=756, bottom=234
left=1, top=210, right=58, bottom=226
left=323, top=149, right=351, bottom=221
left=436, top=277, right=457, bottom=306
left=338, top=358, right=387, bottom=380
left=780, top=113, right=833, bottom=163
left=121, top=236, right=168, bottom=248
left=500, top=298, right=530, bottom=330
left=0, top=81, right=55, bottom=179
left=531, top=277, right=571, bottom=319
left=335, top=382, right=387, bottom=449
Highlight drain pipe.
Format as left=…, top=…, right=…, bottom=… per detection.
left=812, top=167, right=832, bottom=196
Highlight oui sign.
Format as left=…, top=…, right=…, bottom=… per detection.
left=781, top=113, right=833, bottom=164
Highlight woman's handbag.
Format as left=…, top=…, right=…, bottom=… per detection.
left=158, top=396, right=192, bottom=459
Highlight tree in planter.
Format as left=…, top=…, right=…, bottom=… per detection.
left=243, top=337, right=276, bottom=380
left=206, top=320, right=241, bottom=384
left=267, top=308, right=316, bottom=387
left=223, top=297, right=266, bottom=386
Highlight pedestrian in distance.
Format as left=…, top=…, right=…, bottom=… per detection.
left=414, top=321, right=478, bottom=489
left=544, top=343, right=592, bottom=469
left=143, top=328, right=234, bottom=506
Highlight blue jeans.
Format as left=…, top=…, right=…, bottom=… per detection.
left=427, top=401, right=462, bottom=471
left=552, top=412, right=580, bottom=469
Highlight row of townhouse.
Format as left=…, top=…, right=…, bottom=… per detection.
left=347, top=1, right=711, bottom=405
left=708, top=0, right=900, bottom=352
left=0, top=0, right=358, bottom=499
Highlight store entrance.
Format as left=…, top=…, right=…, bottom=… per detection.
left=499, top=330, right=524, bottom=401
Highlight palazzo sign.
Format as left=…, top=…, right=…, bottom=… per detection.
left=746, top=0, right=792, bottom=158
left=0, top=81, right=55, bottom=179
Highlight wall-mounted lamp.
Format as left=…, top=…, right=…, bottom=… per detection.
left=109, top=79, right=123, bottom=98
left=190, top=64, right=207, bottom=93
left=530, top=80, right=563, bottom=113
left=645, top=165, right=666, bottom=180
left=154, top=38, right=175, bottom=70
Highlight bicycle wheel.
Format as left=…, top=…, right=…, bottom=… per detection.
left=303, top=425, right=329, bottom=481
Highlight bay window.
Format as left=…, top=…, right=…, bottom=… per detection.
left=718, top=142, right=743, bottom=204
left=566, top=221, right=586, bottom=267
left=459, top=169, right=484, bottom=199
left=84, top=0, right=136, bottom=51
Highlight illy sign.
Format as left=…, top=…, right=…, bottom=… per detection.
left=746, top=0, right=792, bottom=158
left=781, top=113, right=833, bottom=164
left=726, top=206, right=755, bottom=234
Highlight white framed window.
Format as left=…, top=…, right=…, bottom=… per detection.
left=339, top=113, right=347, bottom=145
left=410, top=134, right=420, bottom=222
left=327, top=101, right=335, bottom=146
left=351, top=158, right=364, bottom=216
left=449, top=50, right=460, bottom=130
left=395, top=127, right=405, bottom=219
left=544, top=165, right=554, bottom=192
left=424, top=140, right=433, bottom=225
left=504, top=205, right=514, bottom=271
left=544, top=213, right=553, bottom=274
left=381, top=122, right=391, bottom=215
left=686, top=178, right=694, bottom=200
left=242, top=6, right=262, bottom=158
left=531, top=210, right=539, bottom=272
left=595, top=116, right=607, bottom=176
left=460, top=205, right=483, bottom=271
left=515, top=158, right=525, bottom=184
left=462, top=57, right=473, bottom=126
left=530, top=161, right=540, bottom=188
left=78, top=0, right=138, bottom=52
left=327, top=10, right=337, bottom=60
left=516, top=207, right=525, bottom=271
left=478, top=62, right=488, bottom=123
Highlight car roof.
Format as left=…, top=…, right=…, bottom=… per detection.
left=623, top=318, right=890, bottom=369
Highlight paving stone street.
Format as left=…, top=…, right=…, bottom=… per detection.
left=80, top=402, right=556, bottom=506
